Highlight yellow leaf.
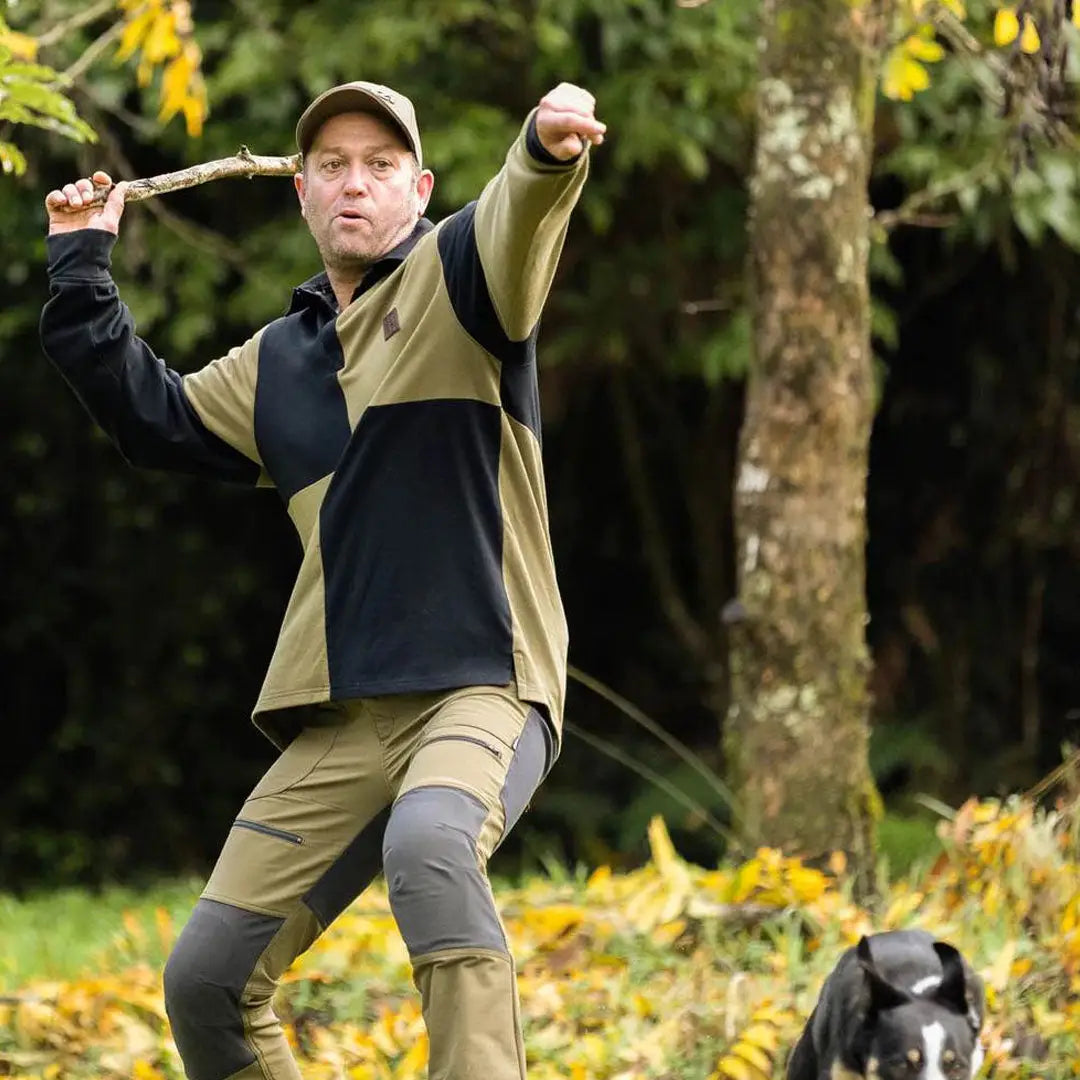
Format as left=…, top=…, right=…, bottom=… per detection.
left=785, top=864, right=828, bottom=902
left=154, top=906, right=174, bottom=951
left=585, top=865, right=612, bottom=891
left=994, top=8, right=1020, bottom=48
left=159, top=53, right=193, bottom=122
left=882, top=50, right=930, bottom=101
left=651, top=918, right=687, bottom=945
left=115, top=9, right=156, bottom=64
left=730, top=859, right=762, bottom=902
left=0, top=29, right=38, bottom=60
left=732, top=1041, right=772, bottom=1074
left=1020, top=16, right=1040, bottom=54
left=986, top=939, right=1016, bottom=993
left=133, top=1061, right=166, bottom=1080
left=716, top=1053, right=764, bottom=1080
left=142, top=10, right=180, bottom=64
left=397, top=1032, right=428, bottom=1079
left=740, top=1023, right=780, bottom=1053
left=647, top=815, right=681, bottom=879
left=905, top=34, right=945, bottom=63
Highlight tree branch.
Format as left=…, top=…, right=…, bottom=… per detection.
left=35, top=0, right=116, bottom=48
left=84, top=108, right=278, bottom=280
left=60, top=17, right=125, bottom=85
left=65, top=147, right=302, bottom=210
left=873, top=157, right=1000, bottom=233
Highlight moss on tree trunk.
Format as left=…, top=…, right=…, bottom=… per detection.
left=724, top=0, right=894, bottom=877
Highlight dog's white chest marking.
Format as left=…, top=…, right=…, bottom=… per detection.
left=910, top=974, right=942, bottom=995
left=921, top=1021, right=947, bottom=1080
left=970, top=1042, right=985, bottom=1078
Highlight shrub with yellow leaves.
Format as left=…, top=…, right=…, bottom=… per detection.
left=882, top=0, right=1080, bottom=102
left=115, top=0, right=207, bottom=136
left=2, top=796, right=1079, bottom=1079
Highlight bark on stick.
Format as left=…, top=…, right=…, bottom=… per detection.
left=71, top=146, right=302, bottom=209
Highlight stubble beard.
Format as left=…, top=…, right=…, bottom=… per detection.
left=311, top=188, right=420, bottom=277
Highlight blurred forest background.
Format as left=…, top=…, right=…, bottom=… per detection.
left=2, top=0, right=1078, bottom=890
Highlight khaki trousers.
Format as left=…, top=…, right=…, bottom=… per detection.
left=163, top=684, right=553, bottom=1080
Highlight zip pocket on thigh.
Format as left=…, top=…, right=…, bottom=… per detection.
left=422, top=733, right=504, bottom=761
left=233, top=818, right=304, bottom=846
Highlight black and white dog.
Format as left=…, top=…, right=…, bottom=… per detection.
left=786, top=929, right=986, bottom=1080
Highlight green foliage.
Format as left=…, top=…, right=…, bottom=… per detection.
left=0, top=36, right=95, bottom=174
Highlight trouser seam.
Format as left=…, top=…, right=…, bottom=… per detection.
left=411, top=945, right=512, bottom=966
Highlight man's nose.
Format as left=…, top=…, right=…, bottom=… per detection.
left=342, top=164, right=370, bottom=194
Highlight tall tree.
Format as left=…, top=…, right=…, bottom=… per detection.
left=723, top=0, right=1080, bottom=868
left=723, top=0, right=894, bottom=871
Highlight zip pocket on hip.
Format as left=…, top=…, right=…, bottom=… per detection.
left=422, top=733, right=503, bottom=761
left=233, top=817, right=304, bottom=845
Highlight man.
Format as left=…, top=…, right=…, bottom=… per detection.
left=40, top=79, right=605, bottom=1080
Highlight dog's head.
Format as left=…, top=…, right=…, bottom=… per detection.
left=854, top=936, right=982, bottom=1080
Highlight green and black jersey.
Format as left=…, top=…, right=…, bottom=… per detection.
left=40, top=113, right=588, bottom=749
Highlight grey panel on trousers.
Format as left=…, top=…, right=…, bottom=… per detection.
left=496, top=707, right=550, bottom=848
left=382, top=786, right=507, bottom=957
left=163, top=898, right=283, bottom=1080
left=304, top=805, right=392, bottom=929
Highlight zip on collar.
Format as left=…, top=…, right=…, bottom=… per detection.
left=288, top=217, right=435, bottom=316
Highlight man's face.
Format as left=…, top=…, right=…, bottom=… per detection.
left=294, top=111, right=433, bottom=275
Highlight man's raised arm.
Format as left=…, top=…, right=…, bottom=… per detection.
left=450, top=83, right=604, bottom=345
left=40, top=170, right=267, bottom=485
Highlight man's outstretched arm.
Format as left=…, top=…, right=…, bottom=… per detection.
left=40, top=171, right=265, bottom=484
left=441, top=84, right=603, bottom=347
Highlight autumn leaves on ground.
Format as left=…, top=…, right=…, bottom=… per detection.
left=2, top=794, right=1078, bottom=1080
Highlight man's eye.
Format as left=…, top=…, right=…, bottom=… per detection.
left=322, top=160, right=342, bottom=172
left=371, top=159, right=392, bottom=170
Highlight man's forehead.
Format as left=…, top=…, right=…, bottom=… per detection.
left=309, top=111, right=411, bottom=154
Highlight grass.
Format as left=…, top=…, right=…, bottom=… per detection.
left=0, top=878, right=201, bottom=991
left=0, top=797, right=1077, bottom=1079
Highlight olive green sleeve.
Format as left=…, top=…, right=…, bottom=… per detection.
left=182, top=327, right=272, bottom=486
left=473, top=110, right=590, bottom=343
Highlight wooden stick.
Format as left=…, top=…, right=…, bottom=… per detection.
left=73, top=145, right=302, bottom=209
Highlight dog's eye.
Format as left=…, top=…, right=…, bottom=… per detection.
left=906, top=1048, right=923, bottom=1070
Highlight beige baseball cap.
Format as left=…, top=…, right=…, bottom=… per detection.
left=295, top=81, right=422, bottom=167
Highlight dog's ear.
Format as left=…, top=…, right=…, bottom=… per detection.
left=931, top=941, right=969, bottom=1017
left=857, top=936, right=910, bottom=1013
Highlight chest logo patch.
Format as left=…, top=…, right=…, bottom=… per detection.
left=383, top=307, right=401, bottom=340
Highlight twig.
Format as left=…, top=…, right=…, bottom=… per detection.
left=86, top=107, right=277, bottom=280
left=60, top=17, right=125, bottom=86
left=563, top=718, right=738, bottom=847
left=873, top=158, right=1000, bottom=233
left=35, top=0, right=116, bottom=48
left=568, top=663, right=740, bottom=819
left=62, top=147, right=302, bottom=210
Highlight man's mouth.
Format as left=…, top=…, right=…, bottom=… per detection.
left=337, top=209, right=367, bottom=222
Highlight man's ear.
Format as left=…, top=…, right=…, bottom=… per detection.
left=857, top=937, right=910, bottom=1013
left=294, top=171, right=307, bottom=217
left=416, top=169, right=434, bottom=215
left=931, top=941, right=969, bottom=1016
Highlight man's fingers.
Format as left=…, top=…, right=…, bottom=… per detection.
left=542, top=83, right=597, bottom=110
left=540, top=108, right=607, bottom=136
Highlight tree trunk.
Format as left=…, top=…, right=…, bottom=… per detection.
left=724, top=0, right=892, bottom=875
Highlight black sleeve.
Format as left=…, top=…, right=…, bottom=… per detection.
left=39, top=230, right=260, bottom=484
